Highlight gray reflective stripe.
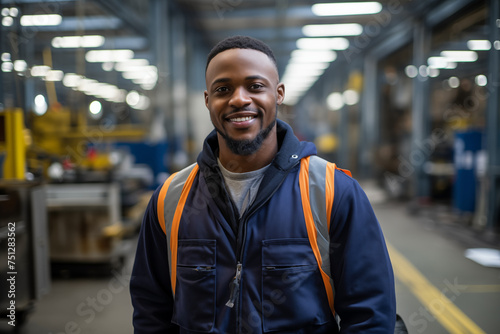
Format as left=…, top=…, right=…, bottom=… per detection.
left=163, top=163, right=198, bottom=293
left=307, top=155, right=335, bottom=296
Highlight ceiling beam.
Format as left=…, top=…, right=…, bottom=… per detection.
left=29, top=16, right=122, bottom=32
left=93, top=0, right=151, bottom=37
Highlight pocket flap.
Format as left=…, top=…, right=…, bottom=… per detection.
left=262, top=238, right=316, bottom=267
left=177, top=239, right=216, bottom=267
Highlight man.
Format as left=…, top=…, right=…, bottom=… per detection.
left=130, top=35, right=396, bottom=333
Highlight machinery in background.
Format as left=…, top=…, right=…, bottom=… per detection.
left=0, top=182, right=50, bottom=327
left=1, top=106, right=155, bottom=276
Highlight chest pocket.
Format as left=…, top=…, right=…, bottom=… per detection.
left=261, top=238, right=332, bottom=332
left=171, top=239, right=216, bottom=332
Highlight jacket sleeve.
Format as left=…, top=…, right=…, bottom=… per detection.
left=329, top=170, right=396, bottom=333
left=130, top=187, right=179, bottom=333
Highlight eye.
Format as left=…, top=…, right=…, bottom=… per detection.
left=215, top=86, right=229, bottom=94
left=249, top=83, right=264, bottom=90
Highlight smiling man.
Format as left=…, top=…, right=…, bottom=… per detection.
left=130, top=36, right=397, bottom=333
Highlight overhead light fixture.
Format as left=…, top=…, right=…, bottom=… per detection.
left=31, top=65, right=51, bottom=77
left=33, top=95, right=48, bottom=116
left=467, top=40, right=491, bottom=51
left=343, top=89, right=359, bottom=105
left=2, top=16, right=13, bottom=26
left=312, top=2, right=382, bottom=16
left=427, top=56, right=455, bottom=69
left=428, top=67, right=440, bottom=78
left=405, top=65, right=418, bottom=78
left=85, top=49, right=134, bottom=63
left=291, top=49, right=337, bottom=62
left=1, top=62, right=13, bottom=72
left=297, top=37, right=349, bottom=50
left=1, top=52, right=10, bottom=62
left=20, top=14, right=62, bottom=26
left=302, top=23, right=363, bottom=37
left=52, top=35, right=105, bottom=48
left=475, top=74, right=487, bottom=87
left=114, top=58, right=149, bottom=71
left=102, top=62, right=114, bottom=72
left=44, top=70, right=64, bottom=81
left=89, top=101, right=102, bottom=115
left=122, top=65, right=157, bottom=79
left=13, top=59, right=27, bottom=72
left=126, top=91, right=150, bottom=110
left=448, top=76, right=460, bottom=88
left=9, top=8, right=18, bottom=17
left=63, top=73, right=84, bottom=88
left=440, top=50, right=478, bottom=62
left=327, top=92, right=344, bottom=110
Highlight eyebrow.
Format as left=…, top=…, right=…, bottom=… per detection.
left=210, top=75, right=271, bottom=88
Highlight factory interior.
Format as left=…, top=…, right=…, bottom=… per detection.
left=0, top=0, right=499, bottom=333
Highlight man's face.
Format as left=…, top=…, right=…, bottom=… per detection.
left=204, top=48, right=285, bottom=156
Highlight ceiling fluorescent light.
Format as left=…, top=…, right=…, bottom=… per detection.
left=297, top=38, right=349, bottom=50
left=302, top=23, right=363, bottom=37
left=291, top=49, right=337, bottom=62
left=20, top=14, right=62, bottom=26
left=31, top=65, right=51, bottom=77
left=63, top=73, right=84, bottom=87
left=467, top=40, right=491, bottom=51
left=440, top=50, right=478, bottom=62
left=85, top=49, right=134, bottom=62
left=44, top=70, right=64, bottom=82
left=52, top=35, right=105, bottom=48
left=114, top=59, right=149, bottom=71
left=427, top=56, right=449, bottom=69
left=312, top=2, right=382, bottom=16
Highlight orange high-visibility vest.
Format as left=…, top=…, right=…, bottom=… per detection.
left=156, top=156, right=351, bottom=316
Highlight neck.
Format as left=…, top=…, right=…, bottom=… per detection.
left=217, top=128, right=278, bottom=173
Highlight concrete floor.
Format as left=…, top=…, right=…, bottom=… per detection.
left=1, top=186, right=499, bottom=334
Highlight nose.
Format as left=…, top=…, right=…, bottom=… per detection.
left=229, top=86, right=251, bottom=108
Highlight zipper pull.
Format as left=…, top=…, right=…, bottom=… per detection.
left=225, top=262, right=242, bottom=308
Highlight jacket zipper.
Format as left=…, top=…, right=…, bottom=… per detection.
left=224, top=160, right=301, bottom=332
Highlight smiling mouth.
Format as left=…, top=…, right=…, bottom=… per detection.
left=228, top=116, right=255, bottom=122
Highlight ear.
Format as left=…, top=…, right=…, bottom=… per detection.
left=204, top=90, right=209, bottom=108
left=276, top=83, right=285, bottom=105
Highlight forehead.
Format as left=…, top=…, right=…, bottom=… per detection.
left=206, top=48, right=278, bottom=84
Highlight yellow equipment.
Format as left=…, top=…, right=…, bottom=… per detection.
left=1, top=108, right=26, bottom=180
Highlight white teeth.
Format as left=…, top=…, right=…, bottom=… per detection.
left=230, top=116, right=253, bottom=122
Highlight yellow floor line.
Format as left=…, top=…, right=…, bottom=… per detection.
left=461, top=285, right=500, bottom=293
left=387, top=243, right=486, bottom=334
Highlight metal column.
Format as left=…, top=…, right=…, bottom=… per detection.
left=169, top=10, right=189, bottom=169
left=486, top=0, right=500, bottom=230
left=411, top=22, right=431, bottom=200
left=359, top=58, right=378, bottom=178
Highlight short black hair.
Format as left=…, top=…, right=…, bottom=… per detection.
left=206, top=35, right=277, bottom=72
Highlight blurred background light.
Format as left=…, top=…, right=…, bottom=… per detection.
left=467, top=40, right=491, bottom=51
left=475, top=74, right=487, bottom=86
left=20, top=14, right=62, bottom=26
left=302, top=23, right=363, bottom=37
left=52, top=35, right=105, bottom=48
left=33, top=94, right=48, bottom=115
left=312, top=2, right=382, bottom=16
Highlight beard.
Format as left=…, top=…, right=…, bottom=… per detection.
left=215, top=107, right=277, bottom=156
